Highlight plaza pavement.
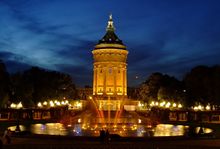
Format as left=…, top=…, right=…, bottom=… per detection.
left=1, top=135, right=220, bottom=149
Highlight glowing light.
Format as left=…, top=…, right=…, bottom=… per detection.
left=56, top=101, right=61, bottom=106
left=165, top=102, right=171, bottom=108
left=76, top=102, right=82, bottom=108
left=194, top=106, right=198, bottom=111
left=160, top=101, right=165, bottom=107
left=68, top=104, right=72, bottom=109
left=89, top=96, right=92, bottom=99
left=178, top=104, right=182, bottom=108
left=61, top=101, right=65, bottom=105
left=206, top=105, right=211, bottom=110
left=150, top=101, right=155, bottom=107
left=150, top=100, right=183, bottom=109
left=198, top=105, right=202, bottom=110
left=138, top=119, right=142, bottom=124
left=10, top=103, right=16, bottom=108
left=131, top=125, right=137, bottom=130
left=147, top=124, right=152, bottom=128
left=82, top=124, right=86, bottom=129
left=78, top=118, right=81, bottom=123
left=43, top=101, right=47, bottom=106
left=37, top=102, right=42, bottom=107
left=138, top=102, right=141, bottom=107
left=50, top=101, right=54, bottom=107
left=17, top=102, right=23, bottom=109
left=107, top=92, right=113, bottom=95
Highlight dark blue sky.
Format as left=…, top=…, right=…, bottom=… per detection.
left=0, top=0, right=220, bottom=87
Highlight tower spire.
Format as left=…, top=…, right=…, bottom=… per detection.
left=106, top=14, right=115, bottom=32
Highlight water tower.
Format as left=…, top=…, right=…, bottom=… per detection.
left=92, top=15, right=128, bottom=110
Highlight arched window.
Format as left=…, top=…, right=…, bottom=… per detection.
left=109, top=68, right=112, bottom=74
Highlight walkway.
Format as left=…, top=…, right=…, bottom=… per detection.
left=1, top=136, right=220, bottom=149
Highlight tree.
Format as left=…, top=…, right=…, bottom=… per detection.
left=10, top=72, right=34, bottom=107
left=138, top=73, right=163, bottom=102
left=137, top=72, right=184, bottom=103
left=157, top=74, right=185, bottom=102
left=10, top=67, right=77, bottom=107
left=184, top=65, right=220, bottom=105
left=0, top=60, right=10, bottom=108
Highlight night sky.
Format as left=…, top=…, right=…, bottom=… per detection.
left=0, top=0, right=220, bottom=87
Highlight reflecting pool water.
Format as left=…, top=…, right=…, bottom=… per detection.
left=31, top=123, right=68, bottom=136
left=8, top=123, right=213, bottom=137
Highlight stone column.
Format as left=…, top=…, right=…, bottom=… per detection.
left=103, top=66, right=106, bottom=95
left=124, top=65, right=127, bottom=95
left=114, top=66, right=117, bottom=96
left=93, top=66, right=96, bottom=95
left=95, top=67, right=98, bottom=95
left=122, top=68, right=125, bottom=95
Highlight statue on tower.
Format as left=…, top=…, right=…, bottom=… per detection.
left=107, top=14, right=115, bottom=31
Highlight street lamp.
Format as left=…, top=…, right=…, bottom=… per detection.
left=37, top=102, right=42, bottom=108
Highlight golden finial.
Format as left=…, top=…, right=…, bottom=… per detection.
left=106, top=14, right=115, bottom=31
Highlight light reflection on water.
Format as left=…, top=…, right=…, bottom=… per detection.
left=31, top=123, right=68, bottom=136
left=154, top=124, right=187, bottom=136
left=8, top=125, right=26, bottom=132
left=9, top=123, right=213, bottom=137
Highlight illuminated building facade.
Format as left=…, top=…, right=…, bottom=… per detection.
left=92, top=15, right=128, bottom=103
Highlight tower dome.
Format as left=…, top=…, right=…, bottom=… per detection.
left=95, top=14, right=126, bottom=50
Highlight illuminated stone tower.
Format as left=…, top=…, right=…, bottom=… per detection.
left=92, top=15, right=128, bottom=100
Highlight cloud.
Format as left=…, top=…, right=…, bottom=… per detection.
left=4, top=60, right=31, bottom=73
left=0, top=0, right=220, bottom=87
left=0, top=51, right=27, bottom=63
left=55, top=63, right=92, bottom=86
